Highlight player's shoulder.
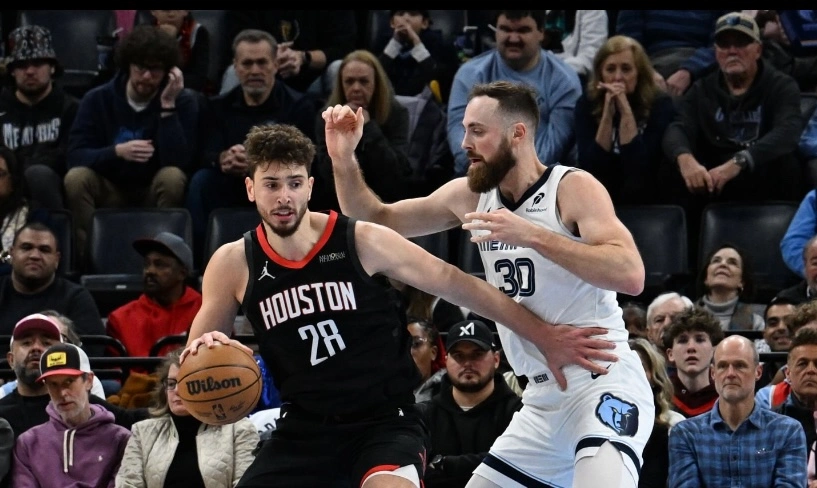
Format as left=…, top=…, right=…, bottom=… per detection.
left=208, top=239, right=247, bottom=270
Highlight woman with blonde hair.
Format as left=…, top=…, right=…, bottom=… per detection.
left=115, top=349, right=259, bottom=487
left=312, top=49, right=412, bottom=211
left=574, top=35, right=676, bottom=205
left=629, top=337, right=683, bottom=488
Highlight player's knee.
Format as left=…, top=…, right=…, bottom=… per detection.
left=361, top=464, right=420, bottom=488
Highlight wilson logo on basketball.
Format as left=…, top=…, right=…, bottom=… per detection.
left=185, top=376, right=242, bottom=395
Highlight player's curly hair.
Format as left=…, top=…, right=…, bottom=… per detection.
left=244, top=124, right=316, bottom=177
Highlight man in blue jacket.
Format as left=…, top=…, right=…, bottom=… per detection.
left=64, top=25, right=199, bottom=267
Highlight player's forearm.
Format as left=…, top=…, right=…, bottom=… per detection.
left=530, top=228, right=645, bottom=296
left=440, top=267, right=551, bottom=344
left=333, top=155, right=387, bottom=222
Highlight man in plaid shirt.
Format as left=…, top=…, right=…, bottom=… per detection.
left=668, top=335, right=807, bottom=487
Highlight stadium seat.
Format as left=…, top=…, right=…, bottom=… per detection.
left=81, top=207, right=193, bottom=315
left=698, top=201, right=800, bottom=304
left=45, top=209, right=75, bottom=279
left=202, top=207, right=261, bottom=271
left=616, top=205, right=691, bottom=304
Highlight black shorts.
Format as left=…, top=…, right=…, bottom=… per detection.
left=237, top=404, right=430, bottom=487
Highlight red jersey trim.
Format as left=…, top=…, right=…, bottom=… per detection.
left=254, top=210, right=338, bottom=268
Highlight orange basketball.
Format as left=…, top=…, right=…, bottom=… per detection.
left=176, top=342, right=262, bottom=426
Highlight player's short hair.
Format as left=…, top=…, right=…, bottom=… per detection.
left=244, top=124, right=316, bottom=177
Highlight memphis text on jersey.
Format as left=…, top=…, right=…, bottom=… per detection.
left=256, top=281, right=357, bottom=330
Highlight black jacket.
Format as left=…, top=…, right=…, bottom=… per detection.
left=416, top=372, right=522, bottom=488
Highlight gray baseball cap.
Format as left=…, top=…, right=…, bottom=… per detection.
left=133, top=232, right=193, bottom=271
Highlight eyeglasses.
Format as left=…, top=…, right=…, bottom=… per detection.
left=410, top=337, right=429, bottom=349
left=164, top=378, right=178, bottom=390
left=132, top=64, right=166, bottom=77
left=448, top=349, right=491, bottom=364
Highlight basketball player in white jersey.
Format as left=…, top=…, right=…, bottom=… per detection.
left=323, top=81, right=654, bottom=488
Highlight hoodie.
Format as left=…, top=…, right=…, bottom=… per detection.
left=66, top=70, right=199, bottom=186
left=12, top=402, right=131, bottom=488
left=417, top=372, right=523, bottom=488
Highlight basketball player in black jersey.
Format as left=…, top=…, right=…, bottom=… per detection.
left=182, top=124, right=616, bottom=487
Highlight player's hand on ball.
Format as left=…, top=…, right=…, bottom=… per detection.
left=181, top=331, right=253, bottom=364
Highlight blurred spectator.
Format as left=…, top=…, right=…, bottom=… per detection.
left=186, top=28, right=319, bottom=264
left=755, top=296, right=796, bottom=391
left=543, top=10, right=609, bottom=86
left=0, top=222, right=105, bottom=357
left=694, top=243, right=764, bottom=331
left=615, top=10, right=732, bottom=97
left=0, top=419, right=10, bottom=484
left=64, top=25, right=198, bottom=267
left=0, top=146, right=48, bottom=277
left=781, top=189, right=817, bottom=280
left=752, top=10, right=817, bottom=93
left=645, top=292, right=693, bottom=355
left=106, top=232, right=201, bottom=360
left=418, top=319, right=522, bottom=488
left=0, top=25, right=79, bottom=211
left=628, top=337, right=683, bottom=488
left=115, top=349, right=258, bottom=487
left=222, top=10, right=358, bottom=99
left=773, top=327, right=817, bottom=487
left=662, top=12, right=805, bottom=253
left=0, top=313, right=148, bottom=443
left=777, top=234, right=817, bottom=305
left=312, top=49, right=412, bottom=212
left=668, top=335, right=807, bottom=488
left=11, top=343, right=131, bottom=488
left=663, top=307, right=724, bottom=418
left=574, top=34, right=675, bottom=205
left=374, top=10, right=460, bottom=103
left=148, top=10, right=213, bottom=94
left=408, top=318, right=446, bottom=403
left=622, top=301, right=647, bottom=339
left=447, top=10, right=582, bottom=177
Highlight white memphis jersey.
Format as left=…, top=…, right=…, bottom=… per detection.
left=473, top=165, right=627, bottom=377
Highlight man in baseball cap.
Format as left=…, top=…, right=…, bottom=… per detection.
left=10, top=313, right=63, bottom=348
left=423, top=319, right=521, bottom=485
left=714, top=12, right=761, bottom=44
left=11, top=342, right=131, bottom=487
left=106, top=232, right=202, bottom=359
left=446, top=319, right=496, bottom=352
left=37, top=342, right=92, bottom=382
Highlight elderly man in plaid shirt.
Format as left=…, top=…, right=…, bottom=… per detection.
left=668, top=335, right=807, bottom=488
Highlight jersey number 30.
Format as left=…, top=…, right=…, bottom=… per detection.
left=495, top=257, right=535, bottom=297
left=299, top=320, right=347, bottom=366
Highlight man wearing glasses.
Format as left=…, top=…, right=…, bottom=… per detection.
left=417, top=320, right=522, bottom=488
left=662, top=11, right=805, bottom=249
left=64, top=24, right=198, bottom=266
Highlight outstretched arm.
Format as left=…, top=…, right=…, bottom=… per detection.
left=322, top=104, right=472, bottom=237
left=464, top=170, right=644, bottom=295
left=355, top=220, right=617, bottom=390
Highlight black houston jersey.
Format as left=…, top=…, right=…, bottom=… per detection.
left=241, top=211, right=420, bottom=416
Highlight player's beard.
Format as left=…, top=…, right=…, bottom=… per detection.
left=467, top=137, right=516, bottom=194
left=264, top=200, right=308, bottom=238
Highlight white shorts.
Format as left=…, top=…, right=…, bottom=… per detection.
left=473, top=345, right=654, bottom=488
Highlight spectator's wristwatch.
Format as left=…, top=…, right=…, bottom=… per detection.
left=732, top=153, right=749, bottom=171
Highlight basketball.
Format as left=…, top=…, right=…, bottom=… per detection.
left=176, top=342, right=262, bottom=426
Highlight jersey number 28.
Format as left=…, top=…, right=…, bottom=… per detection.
left=298, top=320, right=347, bottom=366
